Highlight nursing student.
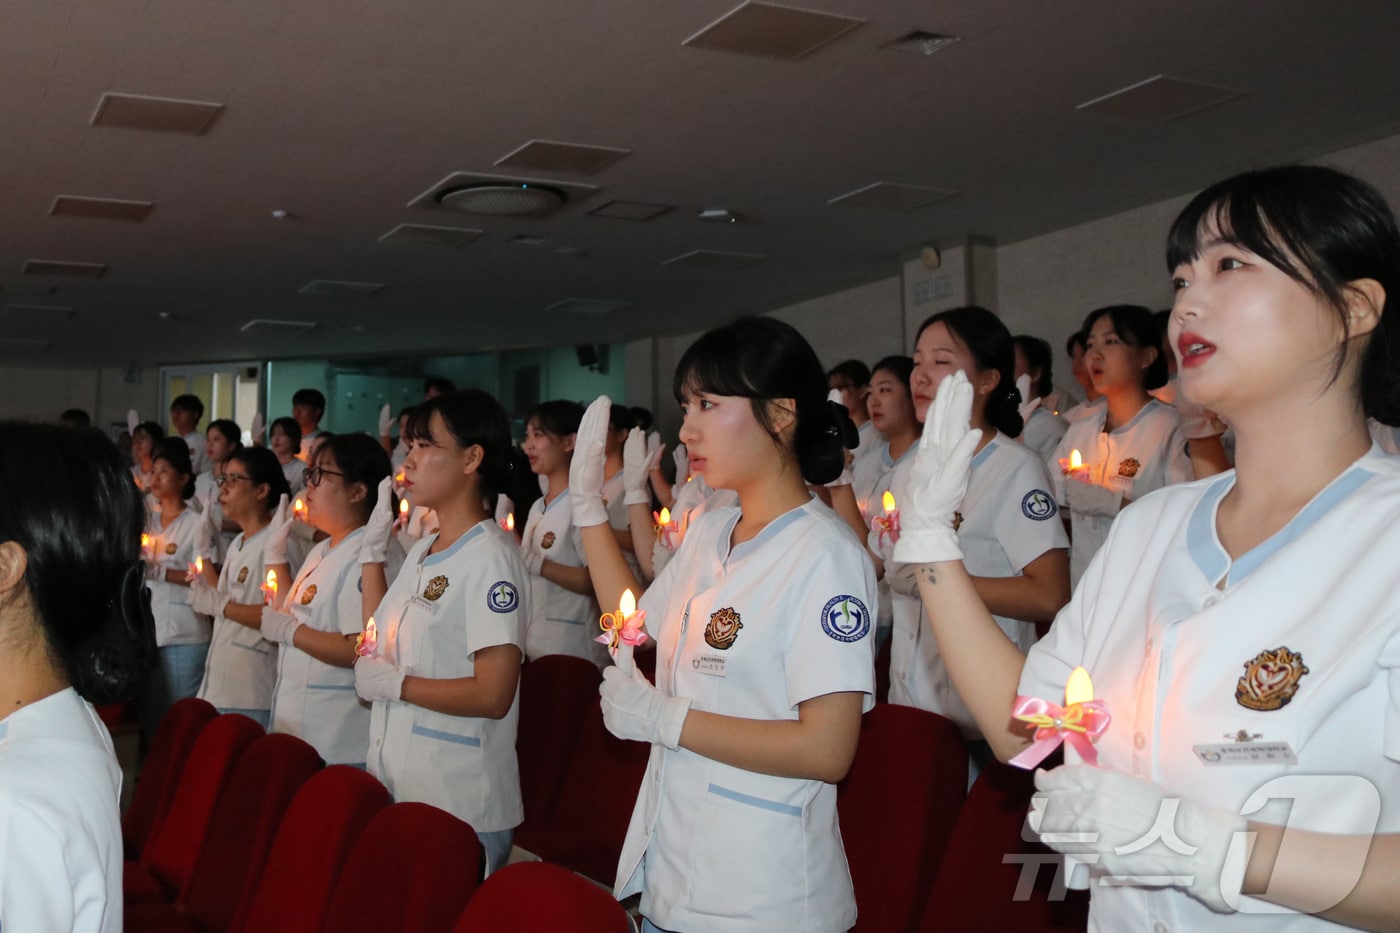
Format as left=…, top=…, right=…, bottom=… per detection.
left=0, top=424, right=156, bottom=933
left=192, top=418, right=242, bottom=564
left=572, top=316, right=876, bottom=933
left=261, top=434, right=404, bottom=765
left=884, top=308, right=1069, bottom=745
left=900, top=165, right=1400, bottom=931
left=142, top=438, right=211, bottom=737
left=188, top=446, right=294, bottom=727
left=520, top=400, right=605, bottom=666
left=1050, top=304, right=1192, bottom=586
left=355, top=390, right=533, bottom=876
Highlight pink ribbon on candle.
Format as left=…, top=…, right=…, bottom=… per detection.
left=1008, top=695, right=1111, bottom=769
left=870, top=511, right=900, bottom=549
left=596, top=609, right=650, bottom=657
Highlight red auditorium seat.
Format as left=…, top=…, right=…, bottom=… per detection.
left=512, top=699, right=649, bottom=886
left=123, top=698, right=218, bottom=860
left=232, top=766, right=392, bottom=933
left=125, top=733, right=324, bottom=932
left=452, top=861, right=630, bottom=932
left=318, top=802, right=481, bottom=933
left=838, top=704, right=968, bottom=933
left=515, top=654, right=603, bottom=826
left=918, top=758, right=1089, bottom=932
left=124, top=713, right=264, bottom=904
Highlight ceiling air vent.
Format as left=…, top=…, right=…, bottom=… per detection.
left=684, top=1, right=865, bottom=60
left=91, top=92, right=224, bottom=135
left=298, top=280, right=385, bottom=297
left=495, top=140, right=630, bottom=175
left=547, top=298, right=631, bottom=315
left=663, top=249, right=767, bottom=269
left=1077, top=76, right=1246, bottom=123
left=881, top=30, right=960, bottom=57
left=378, top=224, right=485, bottom=249
left=588, top=200, right=672, bottom=222
left=2, top=304, right=75, bottom=322
left=23, top=259, right=107, bottom=279
left=51, top=196, right=154, bottom=222
left=827, top=181, right=958, bottom=212
left=240, top=319, right=316, bottom=336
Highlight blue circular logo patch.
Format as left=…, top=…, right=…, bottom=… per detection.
left=487, top=581, right=519, bottom=613
left=1021, top=489, right=1057, bottom=521
left=821, top=595, right=871, bottom=643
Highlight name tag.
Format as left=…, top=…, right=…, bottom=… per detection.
left=409, top=595, right=438, bottom=614
left=690, top=652, right=727, bottom=677
left=1192, top=741, right=1297, bottom=766
left=1106, top=473, right=1133, bottom=493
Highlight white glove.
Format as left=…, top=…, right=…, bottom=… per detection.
left=259, top=608, right=302, bottom=646
left=646, top=432, right=662, bottom=472
left=1016, top=374, right=1043, bottom=427
left=1063, top=475, right=1123, bottom=518
left=599, top=665, right=691, bottom=749
left=145, top=559, right=163, bottom=582
left=126, top=409, right=140, bottom=436
left=196, top=494, right=221, bottom=561
left=1031, top=765, right=1248, bottom=913
left=569, top=396, right=611, bottom=528
left=377, top=403, right=393, bottom=438
left=672, top=443, right=689, bottom=484
left=360, top=477, right=395, bottom=563
left=263, top=494, right=293, bottom=566
left=188, top=577, right=230, bottom=619
left=355, top=656, right=406, bottom=702
left=622, top=428, right=652, bottom=506
left=892, top=372, right=981, bottom=564
left=250, top=412, right=265, bottom=447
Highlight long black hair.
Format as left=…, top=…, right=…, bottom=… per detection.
left=0, top=424, right=155, bottom=703
left=673, top=316, right=856, bottom=484
left=408, top=390, right=536, bottom=513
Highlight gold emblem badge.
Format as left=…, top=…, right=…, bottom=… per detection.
left=422, top=575, right=449, bottom=601
left=541, top=531, right=556, bottom=549
left=165, top=542, right=178, bottom=555
left=705, top=607, right=743, bottom=650
left=237, top=567, right=249, bottom=584
left=1117, top=457, right=1141, bottom=478
left=1236, top=646, right=1309, bottom=711
left=300, top=584, right=318, bottom=606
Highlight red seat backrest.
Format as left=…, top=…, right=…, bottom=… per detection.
left=452, top=861, right=630, bottom=933
left=125, top=697, right=218, bottom=860
left=516, top=654, right=602, bottom=825
left=234, top=766, right=392, bottom=933
left=318, top=802, right=481, bottom=933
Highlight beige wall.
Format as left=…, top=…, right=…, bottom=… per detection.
left=0, top=365, right=159, bottom=435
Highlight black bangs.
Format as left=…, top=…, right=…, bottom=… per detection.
left=672, top=325, right=765, bottom=404
left=403, top=403, right=437, bottom=444
left=1165, top=171, right=1326, bottom=300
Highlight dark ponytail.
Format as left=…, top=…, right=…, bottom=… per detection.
left=410, top=390, right=527, bottom=512
left=915, top=306, right=1023, bottom=437
left=674, top=316, right=851, bottom=484
left=0, top=424, right=155, bottom=703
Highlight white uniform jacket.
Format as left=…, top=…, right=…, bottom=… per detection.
left=367, top=521, right=529, bottom=833
left=619, top=498, right=877, bottom=932
left=197, top=526, right=284, bottom=713
left=521, top=490, right=605, bottom=666
left=0, top=689, right=123, bottom=933
left=146, top=509, right=211, bottom=647
left=1023, top=445, right=1400, bottom=931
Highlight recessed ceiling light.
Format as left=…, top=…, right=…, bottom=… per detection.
left=91, top=92, right=224, bottom=135
left=684, top=1, right=865, bottom=60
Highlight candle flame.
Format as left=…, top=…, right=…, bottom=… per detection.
left=505, top=512, right=515, bottom=531
left=619, top=588, right=636, bottom=618
left=265, top=570, right=277, bottom=590
left=195, top=556, right=203, bottom=574
left=1065, top=666, right=1093, bottom=705
left=395, top=471, right=405, bottom=484
left=881, top=491, right=896, bottom=513
left=399, top=499, right=410, bottom=516
left=294, top=497, right=306, bottom=514
left=659, top=507, right=671, bottom=524
left=140, top=533, right=150, bottom=547
left=1069, top=449, right=1083, bottom=470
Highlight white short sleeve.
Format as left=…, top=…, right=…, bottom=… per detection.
left=1381, top=627, right=1400, bottom=762
left=783, top=544, right=877, bottom=711
left=463, top=542, right=529, bottom=658
left=0, top=802, right=77, bottom=932
left=993, top=454, right=1068, bottom=573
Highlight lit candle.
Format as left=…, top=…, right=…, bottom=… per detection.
left=596, top=588, right=650, bottom=657
left=1008, top=666, right=1111, bottom=769
left=293, top=497, right=307, bottom=520
left=140, top=533, right=152, bottom=560
left=194, top=556, right=203, bottom=575
left=1069, top=448, right=1083, bottom=471
left=261, top=570, right=278, bottom=605
left=395, top=497, right=410, bottom=531
left=653, top=507, right=679, bottom=550
left=355, top=616, right=378, bottom=658
left=498, top=512, right=516, bottom=532
left=870, top=491, right=901, bottom=548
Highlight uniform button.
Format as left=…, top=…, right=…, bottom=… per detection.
left=1145, top=638, right=1154, bottom=654
left=1203, top=595, right=1219, bottom=608
left=1153, top=923, right=1169, bottom=933
left=1134, top=732, right=1146, bottom=750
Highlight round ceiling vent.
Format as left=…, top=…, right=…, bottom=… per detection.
left=435, top=183, right=566, bottom=216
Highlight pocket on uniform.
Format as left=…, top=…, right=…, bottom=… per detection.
left=686, top=777, right=811, bottom=919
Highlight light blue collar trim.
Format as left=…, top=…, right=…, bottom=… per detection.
left=971, top=438, right=997, bottom=471
left=719, top=503, right=811, bottom=565
left=542, top=488, right=571, bottom=513
left=423, top=520, right=490, bottom=566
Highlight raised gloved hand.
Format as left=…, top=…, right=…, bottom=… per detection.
left=126, top=409, right=140, bottom=436
left=249, top=412, right=264, bottom=447
left=672, top=443, right=690, bottom=485
left=569, top=396, right=611, bottom=528
left=259, top=607, right=302, bottom=645
left=355, top=655, right=406, bottom=703
left=646, top=432, right=662, bottom=472
left=622, top=428, right=652, bottom=506
left=377, top=403, right=394, bottom=438
left=188, top=577, right=230, bottom=619
left=599, top=664, right=691, bottom=749
left=360, top=477, right=395, bottom=563
left=892, top=372, right=981, bottom=564
left=1016, top=374, right=1042, bottom=426
left=263, top=494, right=293, bottom=566
left=1030, top=765, right=1248, bottom=913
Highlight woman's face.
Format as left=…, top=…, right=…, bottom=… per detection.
left=205, top=428, right=235, bottom=465
left=676, top=390, right=785, bottom=491
left=216, top=459, right=266, bottom=523
left=867, top=369, right=916, bottom=437
left=522, top=418, right=572, bottom=476
left=1084, top=314, right=1156, bottom=397
left=148, top=457, right=188, bottom=502
left=269, top=426, right=294, bottom=458
left=1169, top=230, right=1354, bottom=417
left=304, top=450, right=365, bottom=533
left=909, top=322, right=993, bottom=423
left=403, top=411, right=473, bottom=510
left=132, top=430, right=153, bottom=462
